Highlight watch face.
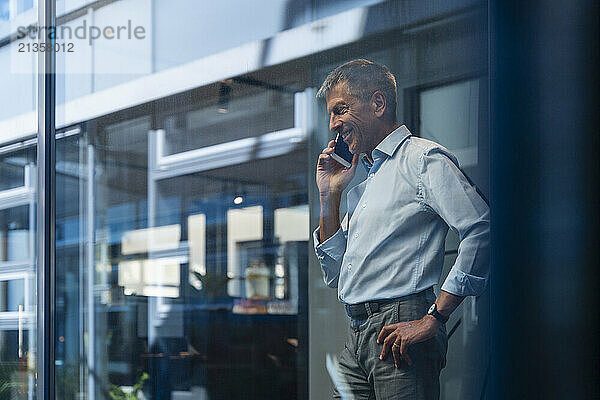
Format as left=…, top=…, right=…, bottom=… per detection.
left=428, top=304, right=436, bottom=314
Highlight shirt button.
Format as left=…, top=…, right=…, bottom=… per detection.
left=362, top=203, right=366, bottom=208
left=353, top=233, right=359, bottom=238
left=347, top=264, right=352, bottom=270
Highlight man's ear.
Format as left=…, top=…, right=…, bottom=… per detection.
left=371, top=91, right=386, bottom=118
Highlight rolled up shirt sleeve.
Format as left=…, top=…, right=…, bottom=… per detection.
left=313, top=216, right=348, bottom=288
left=421, top=148, right=490, bottom=297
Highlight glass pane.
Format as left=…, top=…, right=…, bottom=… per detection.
left=55, top=131, right=86, bottom=400
left=52, top=1, right=490, bottom=399
left=56, top=76, right=308, bottom=399
left=0, top=0, right=37, bottom=390
left=0, top=0, right=8, bottom=20
left=0, top=279, right=25, bottom=312
left=420, top=79, right=480, bottom=167
left=0, top=148, right=35, bottom=191
left=0, top=164, right=36, bottom=395
left=309, top=8, right=489, bottom=400
left=163, top=88, right=295, bottom=156
left=0, top=205, right=31, bottom=261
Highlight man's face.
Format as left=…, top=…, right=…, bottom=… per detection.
left=325, top=82, right=375, bottom=155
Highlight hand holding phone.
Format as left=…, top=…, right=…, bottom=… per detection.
left=316, top=136, right=357, bottom=196
left=330, top=133, right=353, bottom=168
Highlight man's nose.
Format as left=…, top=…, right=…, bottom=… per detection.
left=329, top=114, right=342, bottom=132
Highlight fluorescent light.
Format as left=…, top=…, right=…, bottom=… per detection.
left=118, top=257, right=183, bottom=297
left=118, top=260, right=142, bottom=287
left=188, top=213, right=206, bottom=276
left=121, top=224, right=181, bottom=255
left=142, top=286, right=179, bottom=298
left=143, top=258, right=180, bottom=286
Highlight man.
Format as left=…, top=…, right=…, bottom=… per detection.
left=313, top=59, right=490, bottom=399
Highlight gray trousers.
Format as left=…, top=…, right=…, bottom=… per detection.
left=332, top=289, right=447, bottom=400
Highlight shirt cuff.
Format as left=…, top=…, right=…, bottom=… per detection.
left=313, top=226, right=346, bottom=262
left=441, top=268, right=487, bottom=297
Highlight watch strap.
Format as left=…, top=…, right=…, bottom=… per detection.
left=428, top=303, right=449, bottom=323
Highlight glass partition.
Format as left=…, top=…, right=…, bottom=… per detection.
left=0, top=0, right=38, bottom=392
left=54, top=80, right=310, bottom=398
left=54, top=129, right=87, bottom=400
left=0, top=144, right=36, bottom=399
left=45, top=1, right=490, bottom=399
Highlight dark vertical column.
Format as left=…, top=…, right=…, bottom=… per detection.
left=36, top=0, right=56, bottom=398
left=262, top=194, right=275, bottom=272
left=211, top=197, right=227, bottom=297
left=490, top=1, right=599, bottom=398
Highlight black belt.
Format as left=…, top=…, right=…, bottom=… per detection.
left=344, top=288, right=434, bottom=319
left=345, top=298, right=396, bottom=319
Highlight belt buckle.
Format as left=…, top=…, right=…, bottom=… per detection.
left=346, top=303, right=366, bottom=319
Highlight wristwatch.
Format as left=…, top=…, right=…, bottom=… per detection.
left=427, top=303, right=449, bottom=324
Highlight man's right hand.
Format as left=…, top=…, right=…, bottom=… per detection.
left=316, top=140, right=359, bottom=198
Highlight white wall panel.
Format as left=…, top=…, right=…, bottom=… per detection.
left=92, top=0, right=152, bottom=90
left=0, top=40, right=35, bottom=121
left=153, top=0, right=286, bottom=72
left=55, top=13, right=93, bottom=106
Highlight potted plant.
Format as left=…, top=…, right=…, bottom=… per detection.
left=108, top=372, right=148, bottom=400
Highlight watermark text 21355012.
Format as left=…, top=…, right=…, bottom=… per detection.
left=10, top=14, right=152, bottom=75
left=17, top=19, right=146, bottom=46
left=19, top=42, right=75, bottom=53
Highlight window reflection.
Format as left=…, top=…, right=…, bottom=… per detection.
left=0, top=279, right=24, bottom=312
left=0, top=147, right=36, bottom=400
left=274, top=205, right=309, bottom=243
left=188, top=213, right=207, bottom=282
left=50, top=79, right=310, bottom=398
left=227, top=205, right=263, bottom=297
left=0, top=0, right=8, bottom=20
left=39, top=1, right=490, bottom=398
left=121, top=225, right=181, bottom=255
left=118, top=258, right=181, bottom=298
left=419, top=79, right=481, bottom=167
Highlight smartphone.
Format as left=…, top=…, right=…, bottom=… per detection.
left=330, top=133, right=353, bottom=168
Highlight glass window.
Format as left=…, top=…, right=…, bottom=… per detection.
left=54, top=130, right=86, bottom=400
left=55, top=80, right=309, bottom=398
left=18, top=0, right=33, bottom=14
left=0, top=279, right=25, bottom=312
left=0, top=0, right=38, bottom=393
left=0, top=141, right=36, bottom=400
left=163, top=86, right=296, bottom=156
left=0, top=147, right=36, bottom=192
left=419, top=79, right=481, bottom=167
left=44, top=1, right=490, bottom=399
left=0, top=206, right=32, bottom=263
left=0, top=0, right=9, bottom=20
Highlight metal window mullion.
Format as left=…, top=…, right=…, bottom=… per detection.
left=36, top=0, right=56, bottom=399
left=86, top=144, right=95, bottom=399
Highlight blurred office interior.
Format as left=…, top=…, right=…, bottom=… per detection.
left=0, top=0, right=597, bottom=399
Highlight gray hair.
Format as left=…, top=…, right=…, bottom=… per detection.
left=316, top=59, right=397, bottom=122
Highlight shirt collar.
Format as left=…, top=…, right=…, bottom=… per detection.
left=360, top=125, right=411, bottom=173
left=371, top=125, right=412, bottom=160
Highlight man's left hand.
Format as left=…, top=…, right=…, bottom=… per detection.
left=377, top=315, right=440, bottom=367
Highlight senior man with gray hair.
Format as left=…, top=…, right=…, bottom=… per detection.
left=313, top=59, right=490, bottom=399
